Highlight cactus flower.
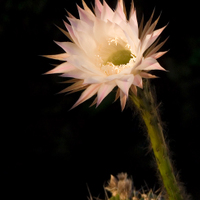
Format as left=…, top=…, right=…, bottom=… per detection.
left=45, top=0, right=167, bottom=110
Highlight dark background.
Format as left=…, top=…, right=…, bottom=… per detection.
left=1, top=0, right=200, bottom=199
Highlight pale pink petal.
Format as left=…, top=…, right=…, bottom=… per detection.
left=137, top=57, right=166, bottom=71
left=120, top=90, right=127, bottom=111
left=63, top=21, right=80, bottom=46
left=151, top=51, right=168, bottom=59
left=101, top=0, right=114, bottom=21
left=90, top=97, right=98, bottom=107
left=71, top=29, right=96, bottom=55
left=83, top=76, right=106, bottom=84
left=96, top=81, right=116, bottom=107
left=93, top=18, right=107, bottom=42
left=67, top=17, right=92, bottom=34
left=105, top=73, right=123, bottom=81
left=61, top=69, right=89, bottom=79
left=141, top=26, right=166, bottom=53
left=130, top=85, right=137, bottom=96
left=147, top=26, right=166, bottom=45
left=128, top=10, right=138, bottom=38
left=77, top=4, right=95, bottom=26
left=81, top=0, right=94, bottom=15
left=54, top=41, right=83, bottom=55
left=65, top=10, right=76, bottom=19
left=144, top=61, right=166, bottom=71
left=140, top=72, right=157, bottom=79
left=133, top=74, right=143, bottom=88
left=55, top=25, right=73, bottom=41
left=115, top=0, right=126, bottom=21
left=58, top=80, right=85, bottom=94
left=114, top=88, right=120, bottom=102
left=71, top=83, right=101, bottom=109
left=42, top=53, right=69, bottom=61
left=115, top=75, right=134, bottom=96
left=66, top=55, right=104, bottom=76
left=45, top=62, right=76, bottom=74
left=95, top=0, right=103, bottom=18
left=112, top=11, right=123, bottom=24
left=123, top=30, right=137, bottom=55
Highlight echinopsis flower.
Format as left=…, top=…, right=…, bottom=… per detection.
left=45, top=0, right=167, bottom=110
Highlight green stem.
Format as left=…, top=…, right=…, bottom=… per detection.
left=130, top=81, right=184, bottom=200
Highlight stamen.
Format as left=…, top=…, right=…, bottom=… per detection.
left=95, top=37, right=136, bottom=75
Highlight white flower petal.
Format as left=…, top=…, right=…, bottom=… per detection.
left=140, top=72, right=157, bottom=79
left=112, top=11, right=123, bottom=24
left=81, top=1, right=95, bottom=16
left=133, top=74, right=143, bottom=88
left=83, top=76, right=106, bottom=84
left=151, top=51, right=168, bottom=59
left=129, top=10, right=138, bottom=38
left=137, top=57, right=166, bottom=71
left=68, top=17, right=93, bottom=34
left=66, top=55, right=104, bottom=76
left=115, top=0, right=126, bottom=21
left=97, top=81, right=116, bottom=106
left=71, top=83, right=101, bottom=109
left=115, top=75, right=134, bottom=96
left=61, top=69, right=90, bottom=79
left=101, top=0, right=114, bottom=21
left=46, top=62, right=76, bottom=74
left=54, top=41, right=84, bottom=55
left=119, top=90, right=127, bottom=111
left=43, top=53, right=69, bottom=61
left=72, top=29, right=97, bottom=55
left=141, top=26, right=166, bottom=54
left=95, top=0, right=103, bottom=18
left=63, top=21, right=80, bottom=46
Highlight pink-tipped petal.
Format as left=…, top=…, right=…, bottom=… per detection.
left=101, top=0, right=114, bottom=21
left=151, top=51, right=168, bottom=59
left=72, top=29, right=97, bottom=55
left=130, top=85, right=137, bottom=96
left=90, top=97, right=98, bottom=107
left=96, top=82, right=116, bottom=107
left=137, top=57, right=166, bottom=71
left=58, top=80, right=85, bottom=94
left=81, top=0, right=94, bottom=15
left=115, top=0, right=126, bottom=20
left=115, top=75, right=134, bottom=96
left=95, top=0, right=103, bottom=18
left=120, top=90, right=127, bottom=111
left=67, top=55, right=104, bottom=76
left=42, top=53, right=69, bottom=61
left=114, top=88, right=120, bottom=103
left=54, top=41, right=83, bottom=55
left=63, top=21, right=80, bottom=46
left=140, top=72, right=157, bottom=79
left=145, top=26, right=166, bottom=50
left=129, top=10, right=138, bottom=37
left=133, top=74, right=143, bottom=88
left=71, top=83, right=101, bottom=109
left=67, top=17, right=93, bottom=34
left=83, top=76, right=106, bottom=84
left=61, top=69, right=89, bottom=79
left=77, top=4, right=95, bottom=26
left=45, top=62, right=76, bottom=74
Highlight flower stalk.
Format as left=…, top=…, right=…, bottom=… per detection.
left=130, top=80, right=183, bottom=200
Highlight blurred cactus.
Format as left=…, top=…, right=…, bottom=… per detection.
left=105, top=173, right=165, bottom=200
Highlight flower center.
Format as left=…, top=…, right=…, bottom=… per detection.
left=106, top=49, right=133, bottom=66
left=95, top=37, right=136, bottom=75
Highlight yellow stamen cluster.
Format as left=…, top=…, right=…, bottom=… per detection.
left=95, top=37, right=136, bottom=75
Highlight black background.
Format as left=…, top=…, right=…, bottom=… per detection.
left=2, top=0, right=200, bottom=199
